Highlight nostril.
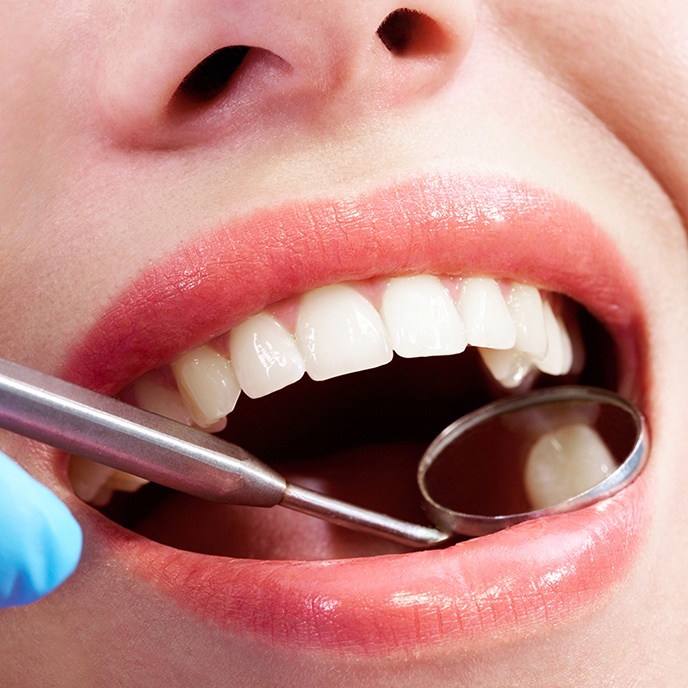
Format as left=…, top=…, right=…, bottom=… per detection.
left=175, top=45, right=250, bottom=105
left=377, top=8, right=451, bottom=57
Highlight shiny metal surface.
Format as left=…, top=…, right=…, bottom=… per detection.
left=0, top=358, right=450, bottom=547
left=0, top=360, right=648, bottom=545
left=417, top=386, right=649, bottom=537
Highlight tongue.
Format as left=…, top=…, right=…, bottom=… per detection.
left=134, top=443, right=428, bottom=559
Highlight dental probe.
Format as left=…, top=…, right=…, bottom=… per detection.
left=0, top=358, right=452, bottom=548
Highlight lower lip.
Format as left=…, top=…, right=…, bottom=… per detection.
left=99, top=477, right=647, bottom=654
left=64, top=174, right=650, bottom=653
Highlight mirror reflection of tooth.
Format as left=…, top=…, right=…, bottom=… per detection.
left=68, top=455, right=116, bottom=503
left=456, top=277, right=516, bottom=350
left=506, top=284, right=548, bottom=358
left=230, top=312, right=306, bottom=398
left=524, top=424, right=617, bottom=510
left=171, top=345, right=241, bottom=427
left=380, top=275, right=467, bottom=358
left=478, top=347, right=535, bottom=389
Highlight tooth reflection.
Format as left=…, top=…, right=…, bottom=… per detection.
left=524, top=424, right=616, bottom=510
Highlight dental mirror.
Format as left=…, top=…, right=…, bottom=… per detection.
left=0, top=358, right=648, bottom=548
left=417, top=386, right=648, bottom=538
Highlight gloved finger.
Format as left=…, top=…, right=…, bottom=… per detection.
left=0, top=450, right=82, bottom=607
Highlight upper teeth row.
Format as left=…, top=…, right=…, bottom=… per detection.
left=126, top=275, right=575, bottom=430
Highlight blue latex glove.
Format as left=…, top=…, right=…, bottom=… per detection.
left=0, top=450, right=82, bottom=607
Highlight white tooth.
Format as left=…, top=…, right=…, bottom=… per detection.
left=295, top=284, right=392, bottom=381
left=456, top=277, right=516, bottom=349
left=104, top=471, right=150, bottom=493
left=380, top=275, right=467, bottom=358
left=230, top=312, right=305, bottom=398
left=170, top=345, right=241, bottom=427
left=68, top=455, right=116, bottom=503
left=506, top=284, right=547, bottom=358
left=89, top=486, right=115, bottom=508
left=132, top=378, right=193, bottom=425
left=524, top=424, right=617, bottom=510
left=534, top=302, right=573, bottom=376
left=478, top=347, right=534, bottom=389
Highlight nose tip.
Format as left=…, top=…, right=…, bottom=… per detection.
left=97, top=1, right=477, bottom=148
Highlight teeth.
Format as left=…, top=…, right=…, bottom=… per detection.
left=478, top=348, right=534, bottom=389
left=170, top=345, right=241, bottom=427
left=506, top=284, right=547, bottom=357
left=132, top=376, right=193, bottom=425
left=532, top=302, right=573, bottom=376
left=230, top=313, right=305, bottom=398
left=380, top=275, right=467, bottom=358
left=71, top=274, right=583, bottom=505
left=456, top=277, right=517, bottom=350
left=524, top=424, right=617, bottom=510
left=295, top=284, right=393, bottom=381
left=477, top=284, right=557, bottom=388
left=68, top=455, right=116, bottom=503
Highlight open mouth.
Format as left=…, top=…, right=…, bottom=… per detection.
left=68, top=273, right=616, bottom=560
left=60, top=175, right=648, bottom=651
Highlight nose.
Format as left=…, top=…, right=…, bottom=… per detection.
left=97, top=0, right=477, bottom=148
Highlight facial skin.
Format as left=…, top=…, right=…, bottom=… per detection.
left=1, top=0, right=688, bottom=685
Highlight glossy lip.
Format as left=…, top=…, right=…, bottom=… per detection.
left=64, top=173, right=650, bottom=655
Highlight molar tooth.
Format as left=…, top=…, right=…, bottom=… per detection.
left=456, top=277, right=516, bottom=349
left=506, top=284, right=548, bottom=358
left=170, top=345, right=241, bottom=427
left=295, top=284, right=392, bottom=381
left=478, top=347, right=534, bottom=389
left=104, top=471, right=150, bottom=493
left=533, top=302, right=573, bottom=376
left=380, top=275, right=467, bottom=358
left=524, top=424, right=617, bottom=510
left=230, top=312, right=305, bottom=398
left=68, top=455, right=116, bottom=503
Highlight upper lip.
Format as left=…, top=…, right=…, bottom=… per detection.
left=61, top=172, right=650, bottom=654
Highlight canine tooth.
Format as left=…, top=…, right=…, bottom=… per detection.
left=171, top=345, right=241, bottom=427
left=478, top=347, right=534, bottom=389
left=456, top=277, right=516, bottom=350
left=296, top=284, right=392, bottom=381
left=132, top=378, right=193, bottom=425
left=524, top=424, right=617, bottom=510
left=230, top=313, right=305, bottom=398
left=68, top=455, right=115, bottom=503
left=534, top=302, right=573, bottom=376
left=380, top=275, right=467, bottom=358
left=506, top=284, right=547, bottom=358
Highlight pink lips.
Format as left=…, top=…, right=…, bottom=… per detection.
left=64, top=174, right=650, bottom=654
